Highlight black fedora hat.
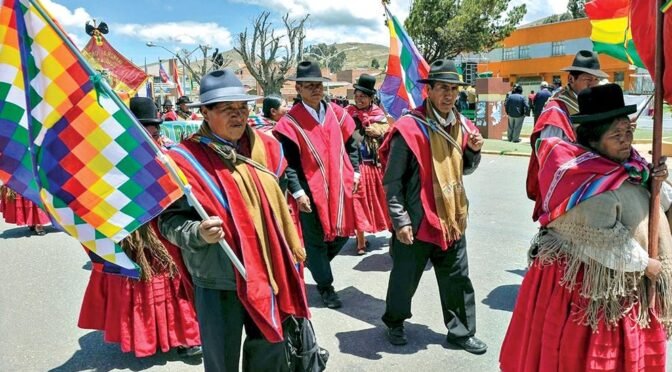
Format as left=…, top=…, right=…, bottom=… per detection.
left=188, top=69, right=261, bottom=107
left=288, top=61, right=331, bottom=82
left=417, top=59, right=469, bottom=86
left=560, top=50, right=609, bottom=78
left=571, top=83, right=636, bottom=124
left=353, top=74, right=377, bottom=96
left=130, top=97, right=163, bottom=126
left=176, top=95, right=192, bottom=105
left=163, top=99, right=173, bottom=107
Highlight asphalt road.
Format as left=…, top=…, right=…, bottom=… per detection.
left=1, top=154, right=669, bottom=371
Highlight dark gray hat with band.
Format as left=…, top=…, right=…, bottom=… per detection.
left=188, top=69, right=261, bottom=107
left=417, top=59, right=469, bottom=86
left=560, top=50, right=609, bottom=79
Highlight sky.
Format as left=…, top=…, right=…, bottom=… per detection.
left=42, top=0, right=570, bottom=67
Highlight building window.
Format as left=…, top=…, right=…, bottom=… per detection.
left=519, top=45, right=529, bottom=59
left=551, top=41, right=565, bottom=56
left=503, top=47, right=517, bottom=61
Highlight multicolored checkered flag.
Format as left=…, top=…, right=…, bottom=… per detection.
left=0, top=0, right=184, bottom=278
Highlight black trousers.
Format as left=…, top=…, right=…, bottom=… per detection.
left=299, top=209, right=349, bottom=293
left=194, top=286, right=288, bottom=372
left=381, top=235, right=476, bottom=340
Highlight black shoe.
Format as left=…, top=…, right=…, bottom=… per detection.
left=176, top=345, right=203, bottom=357
left=320, top=288, right=342, bottom=309
left=387, top=326, right=407, bottom=346
left=447, top=336, right=487, bottom=354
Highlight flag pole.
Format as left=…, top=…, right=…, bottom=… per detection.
left=30, top=0, right=247, bottom=280
left=648, top=0, right=666, bottom=288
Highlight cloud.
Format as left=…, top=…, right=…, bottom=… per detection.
left=230, top=1, right=409, bottom=47
left=511, top=0, right=570, bottom=23
left=114, top=22, right=233, bottom=49
left=41, top=0, right=92, bottom=28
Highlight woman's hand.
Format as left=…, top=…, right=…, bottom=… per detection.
left=198, top=217, right=225, bottom=244
left=645, top=257, right=662, bottom=281
left=651, top=156, right=668, bottom=182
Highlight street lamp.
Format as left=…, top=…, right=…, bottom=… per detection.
left=146, top=41, right=203, bottom=95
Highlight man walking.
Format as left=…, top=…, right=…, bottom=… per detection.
left=274, top=61, right=359, bottom=309
left=504, top=85, right=528, bottom=142
left=532, top=82, right=552, bottom=124
left=379, top=59, right=486, bottom=354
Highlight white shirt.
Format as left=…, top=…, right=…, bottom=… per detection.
left=302, top=101, right=326, bottom=124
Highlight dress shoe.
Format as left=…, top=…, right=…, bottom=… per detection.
left=447, top=336, right=487, bottom=354
left=387, top=326, right=408, bottom=346
left=176, top=345, right=203, bottom=357
left=320, top=288, right=342, bottom=309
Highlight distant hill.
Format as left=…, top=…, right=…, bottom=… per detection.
left=220, top=42, right=389, bottom=71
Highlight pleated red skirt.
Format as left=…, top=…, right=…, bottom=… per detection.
left=0, top=189, right=49, bottom=226
left=354, top=163, right=391, bottom=233
left=500, top=260, right=668, bottom=372
left=78, top=269, right=201, bottom=357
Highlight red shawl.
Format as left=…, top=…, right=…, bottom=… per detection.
left=345, top=104, right=386, bottom=126
left=536, top=137, right=649, bottom=226
left=379, top=105, right=479, bottom=249
left=526, top=100, right=576, bottom=221
left=273, top=102, right=356, bottom=241
left=165, top=131, right=308, bottom=343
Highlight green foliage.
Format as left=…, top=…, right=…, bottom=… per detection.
left=541, top=13, right=574, bottom=24
left=371, top=58, right=380, bottom=69
left=405, top=0, right=527, bottom=62
left=567, top=0, right=587, bottom=19
left=304, top=43, right=347, bottom=73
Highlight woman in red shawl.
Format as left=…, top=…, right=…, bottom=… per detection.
left=500, top=84, right=672, bottom=371
left=346, top=74, right=392, bottom=255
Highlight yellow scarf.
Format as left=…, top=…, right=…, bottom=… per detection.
left=425, top=101, right=469, bottom=242
left=193, top=125, right=305, bottom=294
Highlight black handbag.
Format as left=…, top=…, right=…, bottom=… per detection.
left=284, top=316, right=329, bottom=372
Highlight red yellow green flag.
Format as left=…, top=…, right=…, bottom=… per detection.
left=585, top=0, right=645, bottom=67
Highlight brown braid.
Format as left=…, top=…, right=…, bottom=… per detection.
left=1, top=185, right=17, bottom=200
left=120, top=224, right=177, bottom=281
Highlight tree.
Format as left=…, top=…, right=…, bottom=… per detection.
left=371, top=58, right=380, bottom=69
left=567, top=0, right=586, bottom=19
left=405, top=0, right=527, bottom=62
left=304, top=43, right=347, bottom=73
left=176, top=45, right=232, bottom=85
left=234, top=12, right=309, bottom=95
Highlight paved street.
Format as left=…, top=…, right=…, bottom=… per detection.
left=1, top=154, right=670, bottom=371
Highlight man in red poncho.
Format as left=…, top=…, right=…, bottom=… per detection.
left=379, top=59, right=486, bottom=354
left=274, top=61, right=360, bottom=309
left=158, top=70, right=311, bottom=371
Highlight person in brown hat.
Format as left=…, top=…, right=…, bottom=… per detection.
left=378, top=58, right=486, bottom=353
left=273, top=60, right=360, bottom=309
left=345, top=74, right=391, bottom=255
left=175, top=95, right=199, bottom=120
left=526, top=49, right=609, bottom=222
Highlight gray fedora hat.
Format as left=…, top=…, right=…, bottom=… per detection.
left=288, top=61, right=331, bottom=82
left=188, top=69, right=261, bottom=107
left=560, top=50, right=609, bottom=79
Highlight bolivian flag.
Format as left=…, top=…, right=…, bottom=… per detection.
left=585, top=0, right=644, bottom=67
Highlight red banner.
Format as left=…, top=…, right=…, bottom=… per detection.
left=82, top=34, right=148, bottom=94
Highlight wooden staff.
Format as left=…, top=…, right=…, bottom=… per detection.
left=648, top=0, right=666, bottom=304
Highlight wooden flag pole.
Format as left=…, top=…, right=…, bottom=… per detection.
left=30, top=0, right=248, bottom=280
left=648, top=0, right=666, bottom=299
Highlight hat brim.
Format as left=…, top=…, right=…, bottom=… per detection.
left=353, top=84, right=376, bottom=96
left=288, top=76, right=331, bottom=82
left=187, top=94, right=262, bottom=108
left=560, top=66, right=609, bottom=79
left=571, top=104, right=637, bottom=124
left=416, top=77, right=470, bottom=86
left=139, top=118, right=163, bottom=126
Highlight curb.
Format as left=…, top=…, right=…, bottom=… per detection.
left=481, top=150, right=531, bottom=157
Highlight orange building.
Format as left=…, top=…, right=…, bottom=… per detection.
left=477, top=18, right=633, bottom=94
